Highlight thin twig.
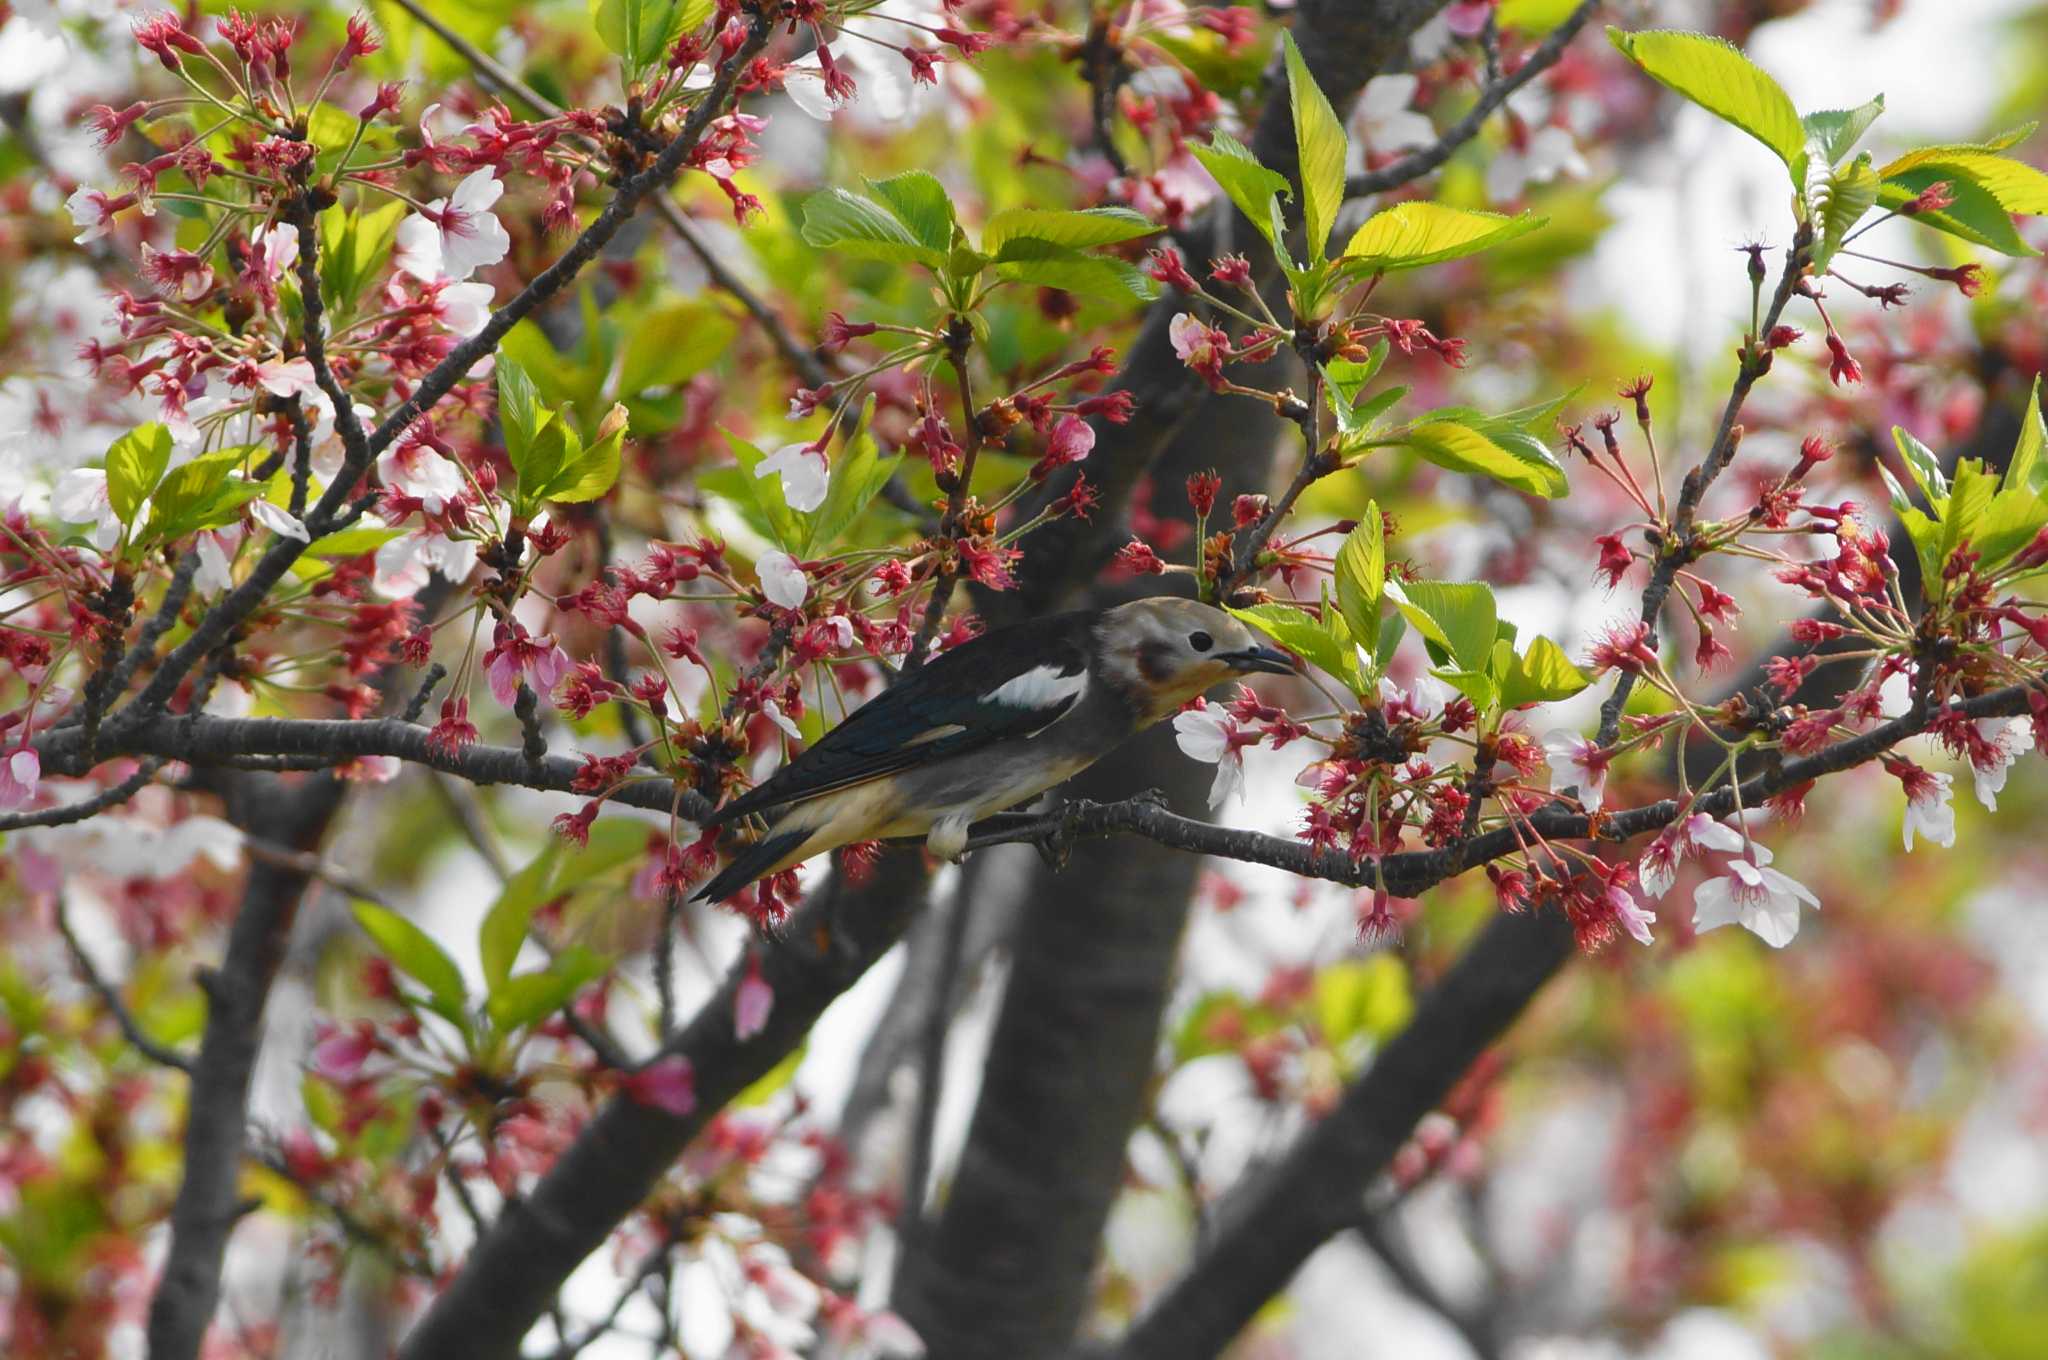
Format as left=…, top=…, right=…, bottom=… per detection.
left=387, top=0, right=827, bottom=386
left=56, top=896, right=196, bottom=1073
left=1346, top=0, right=1601, bottom=199
left=0, top=758, right=161, bottom=832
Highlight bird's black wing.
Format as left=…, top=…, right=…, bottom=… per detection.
left=702, top=611, right=1096, bottom=826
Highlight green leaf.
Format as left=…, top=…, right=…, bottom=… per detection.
left=991, top=240, right=1156, bottom=300
left=1498, top=635, right=1591, bottom=708
left=1333, top=506, right=1384, bottom=652
left=2006, top=377, right=2045, bottom=494
left=1801, top=96, right=1884, bottom=165
left=486, top=950, right=607, bottom=1033
left=1893, top=426, right=1950, bottom=504
left=105, top=424, right=173, bottom=527
left=318, top=199, right=405, bottom=313
left=497, top=355, right=544, bottom=471
left=981, top=206, right=1157, bottom=254
left=480, top=844, right=562, bottom=990
left=510, top=414, right=577, bottom=515
left=1607, top=28, right=1806, bottom=180
left=1189, top=132, right=1290, bottom=247
left=141, top=446, right=265, bottom=543
left=1878, top=147, right=2048, bottom=213
left=1972, top=486, right=2047, bottom=570
left=1385, top=419, right=1568, bottom=498
left=1876, top=170, right=2038, bottom=258
left=536, top=405, right=625, bottom=505
left=1228, top=603, right=1357, bottom=688
left=1943, top=457, right=1997, bottom=563
left=1281, top=32, right=1348, bottom=262
left=721, top=430, right=805, bottom=551
left=1313, top=957, right=1412, bottom=1048
left=351, top=900, right=467, bottom=1013
left=591, top=0, right=709, bottom=76
left=1809, top=153, right=1879, bottom=270
left=1432, top=667, right=1497, bottom=712
left=1385, top=579, right=1496, bottom=672
left=800, top=188, right=944, bottom=266
left=617, top=299, right=738, bottom=395
left=302, top=525, right=403, bottom=559
left=865, top=171, right=957, bottom=255
left=806, top=403, right=901, bottom=552
left=1899, top=505, right=1944, bottom=593
left=1337, top=202, right=1546, bottom=274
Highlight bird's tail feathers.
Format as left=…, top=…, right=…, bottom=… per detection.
left=692, top=825, right=812, bottom=904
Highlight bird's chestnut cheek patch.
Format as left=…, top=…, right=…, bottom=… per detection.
left=1137, top=639, right=1179, bottom=685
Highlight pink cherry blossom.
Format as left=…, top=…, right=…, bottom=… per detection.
left=483, top=621, right=570, bottom=707
left=623, top=1055, right=697, bottom=1118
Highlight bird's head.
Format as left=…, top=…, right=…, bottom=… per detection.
left=1094, top=597, right=1297, bottom=723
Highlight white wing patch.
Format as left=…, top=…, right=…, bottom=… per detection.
left=983, top=664, right=1088, bottom=713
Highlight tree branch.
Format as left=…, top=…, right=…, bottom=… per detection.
left=390, top=849, right=933, bottom=1360
left=56, top=893, right=195, bottom=1073
left=145, top=775, right=346, bottom=1360
left=1089, top=905, right=1571, bottom=1359
left=1344, top=0, right=1600, bottom=199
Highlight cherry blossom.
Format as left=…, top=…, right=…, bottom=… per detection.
left=1638, top=811, right=1744, bottom=899
left=248, top=498, right=310, bottom=542
left=483, top=621, right=570, bottom=706
left=52, top=467, right=124, bottom=550
left=1693, top=845, right=1820, bottom=948
left=394, top=168, right=510, bottom=281
left=1967, top=716, right=2033, bottom=811
left=1347, top=75, right=1435, bottom=164
left=1894, top=763, right=1956, bottom=850
left=377, top=441, right=466, bottom=512
left=1174, top=702, right=1248, bottom=810
left=1540, top=729, right=1608, bottom=810
left=735, top=956, right=774, bottom=1041
left=0, top=746, right=40, bottom=809
left=622, top=1055, right=697, bottom=1117
left=757, top=441, right=829, bottom=512
left=758, top=550, right=808, bottom=608
left=374, top=529, right=479, bottom=598
left=255, top=356, right=318, bottom=397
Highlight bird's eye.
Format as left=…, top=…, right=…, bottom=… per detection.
left=1189, top=630, right=1214, bottom=653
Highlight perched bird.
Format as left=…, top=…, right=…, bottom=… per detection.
left=693, top=597, right=1295, bottom=902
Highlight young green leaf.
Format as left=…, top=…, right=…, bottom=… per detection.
left=616, top=300, right=739, bottom=395
left=805, top=405, right=901, bottom=553
left=800, top=188, right=945, bottom=266
left=1893, top=426, right=1950, bottom=504
left=1607, top=28, right=1807, bottom=180
left=1281, top=32, right=1349, bottom=262
left=497, top=356, right=544, bottom=471
left=721, top=430, right=806, bottom=551
left=1385, top=579, right=1497, bottom=672
left=1878, top=147, right=2048, bottom=213
left=866, top=171, right=958, bottom=255
left=981, top=206, right=1158, bottom=254
left=2005, top=377, right=2044, bottom=494
left=140, top=445, right=264, bottom=543
left=1385, top=419, right=1569, bottom=498
left=1333, top=506, right=1385, bottom=651
left=1801, top=95, right=1884, bottom=166
left=538, top=404, right=626, bottom=505
left=1808, top=153, right=1879, bottom=269
left=485, top=950, right=607, bottom=1033
left=1877, top=170, right=2037, bottom=258
left=1338, top=202, right=1546, bottom=274
left=991, top=239, right=1156, bottom=300
left=1189, top=133, right=1290, bottom=249
left=1228, top=603, right=1356, bottom=688
left=1498, top=635, right=1591, bottom=709
left=105, top=423, right=173, bottom=527
left=351, top=900, right=468, bottom=1012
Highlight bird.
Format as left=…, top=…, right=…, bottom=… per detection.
left=692, top=596, right=1297, bottom=902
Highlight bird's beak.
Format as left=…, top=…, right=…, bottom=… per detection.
left=1218, top=645, right=1298, bottom=676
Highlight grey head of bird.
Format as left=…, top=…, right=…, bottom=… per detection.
left=1093, top=596, right=1297, bottom=724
